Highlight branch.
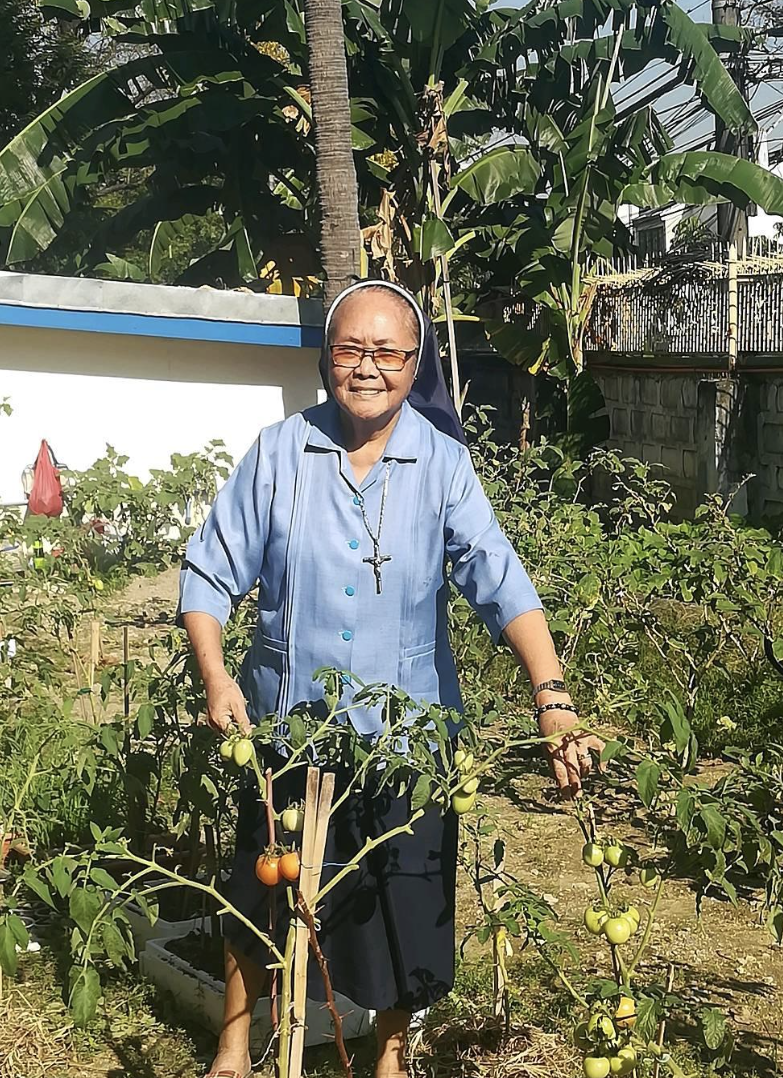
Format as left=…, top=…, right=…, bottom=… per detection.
left=296, top=894, right=353, bottom=1078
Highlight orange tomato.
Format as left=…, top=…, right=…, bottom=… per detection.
left=255, top=855, right=280, bottom=887
left=279, top=852, right=301, bottom=882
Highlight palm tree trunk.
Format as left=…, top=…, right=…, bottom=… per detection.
left=304, top=0, right=360, bottom=306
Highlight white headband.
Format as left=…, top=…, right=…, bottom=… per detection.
left=323, top=280, right=426, bottom=373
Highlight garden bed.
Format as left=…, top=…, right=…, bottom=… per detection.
left=140, top=927, right=374, bottom=1049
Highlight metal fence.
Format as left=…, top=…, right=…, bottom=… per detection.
left=583, top=271, right=783, bottom=370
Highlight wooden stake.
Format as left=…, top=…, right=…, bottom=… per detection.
left=122, top=627, right=130, bottom=718
left=288, top=770, right=335, bottom=1078
left=287, top=768, right=321, bottom=1078
left=88, top=619, right=100, bottom=690
left=266, top=768, right=279, bottom=1033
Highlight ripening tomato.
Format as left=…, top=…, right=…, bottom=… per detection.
left=603, top=917, right=632, bottom=945
left=232, top=738, right=254, bottom=767
left=583, top=1056, right=611, bottom=1078
left=582, top=842, right=605, bottom=868
left=255, top=854, right=280, bottom=887
left=615, top=997, right=637, bottom=1029
left=279, top=852, right=301, bottom=882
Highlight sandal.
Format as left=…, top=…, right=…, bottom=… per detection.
left=204, top=1070, right=253, bottom=1078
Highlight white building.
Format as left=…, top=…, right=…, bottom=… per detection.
left=0, top=272, right=324, bottom=504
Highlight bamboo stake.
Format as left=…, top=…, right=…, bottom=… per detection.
left=266, top=768, right=279, bottom=1033
left=727, top=240, right=738, bottom=372
left=88, top=619, right=100, bottom=690
left=122, top=627, right=130, bottom=718
left=287, top=768, right=321, bottom=1077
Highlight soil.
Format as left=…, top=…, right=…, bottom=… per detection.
left=166, top=930, right=226, bottom=983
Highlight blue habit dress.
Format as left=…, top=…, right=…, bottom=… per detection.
left=178, top=398, right=542, bottom=1011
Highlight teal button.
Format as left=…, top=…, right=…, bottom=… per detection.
left=349, top=539, right=359, bottom=550
left=342, top=673, right=352, bottom=685
left=345, top=586, right=355, bottom=597
left=353, top=494, right=362, bottom=505
left=341, top=630, right=353, bottom=641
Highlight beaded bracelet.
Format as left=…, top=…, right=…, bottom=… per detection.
left=534, top=702, right=580, bottom=720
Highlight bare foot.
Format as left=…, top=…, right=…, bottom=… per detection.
left=206, top=1045, right=252, bottom=1077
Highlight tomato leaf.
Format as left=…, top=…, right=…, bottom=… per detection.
left=634, top=996, right=662, bottom=1042
left=700, top=1007, right=727, bottom=1050
left=23, top=870, right=56, bottom=909
left=288, top=714, right=307, bottom=750
left=411, top=774, right=432, bottom=812
left=0, top=922, right=18, bottom=976
left=89, top=867, right=119, bottom=893
left=69, top=966, right=102, bottom=1026
left=699, top=804, right=727, bottom=849
left=101, top=921, right=128, bottom=967
left=69, top=887, right=102, bottom=936
left=636, top=759, right=661, bottom=807
left=136, top=703, right=155, bottom=739
left=601, top=739, right=626, bottom=763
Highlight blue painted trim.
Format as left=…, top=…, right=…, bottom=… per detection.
left=0, top=302, right=324, bottom=349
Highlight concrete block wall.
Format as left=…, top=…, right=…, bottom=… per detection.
left=593, top=371, right=783, bottom=523
left=755, top=376, right=783, bottom=519
left=595, top=372, right=702, bottom=516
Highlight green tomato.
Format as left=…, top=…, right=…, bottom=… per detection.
left=588, top=1014, right=616, bottom=1040
left=640, top=866, right=660, bottom=889
left=583, top=1056, right=611, bottom=1078
left=459, top=776, right=479, bottom=796
left=219, top=740, right=234, bottom=761
left=604, top=844, right=629, bottom=869
left=281, top=806, right=305, bottom=832
left=454, top=749, right=467, bottom=768
left=609, top=1056, right=633, bottom=1076
left=625, top=905, right=642, bottom=927
left=452, top=790, right=477, bottom=815
left=582, top=842, right=605, bottom=868
left=232, top=738, right=254, bottom=767
left=617, top=1045, right=637, bottom=1069
left=583, top=907, right=609, bottom=935
left=603, top=916, right=632, bottom=946
left=573, top=1021, right=592, bottom=1051
left=460, top=752, right=475, bottom=773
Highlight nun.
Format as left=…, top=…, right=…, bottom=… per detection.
left=179, top=280, right=603, bottom=1078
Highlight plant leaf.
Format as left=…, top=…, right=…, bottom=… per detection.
left=636, top=759, right=661, bottom=807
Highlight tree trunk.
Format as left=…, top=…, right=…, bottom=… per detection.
left=304, top=0, right=360, bottom=306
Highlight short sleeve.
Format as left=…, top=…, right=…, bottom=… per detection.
left=445, top=447, right=543, bottom=643
left=177, top=433, right=272, bottom=627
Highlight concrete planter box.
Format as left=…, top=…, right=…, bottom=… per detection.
left=140, top=927, right=373, bottom=1049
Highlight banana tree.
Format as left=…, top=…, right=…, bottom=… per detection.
left=0, top=0, right=320, bottom=285
left=444, top=0, right=783, bottom=451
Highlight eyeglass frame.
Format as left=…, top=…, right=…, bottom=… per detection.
left=329, top=343, right=419, bottom=373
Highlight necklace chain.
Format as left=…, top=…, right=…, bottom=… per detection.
left=355, top=462, right=392, bottom=594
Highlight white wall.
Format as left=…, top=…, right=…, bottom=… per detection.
left=0, top=324, right=322, bottom=503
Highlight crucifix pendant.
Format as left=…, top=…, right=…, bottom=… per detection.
left=363, top=543, right=392, bottom=594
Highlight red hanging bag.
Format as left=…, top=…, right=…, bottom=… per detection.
left=28, top=440, right=63, bottom=517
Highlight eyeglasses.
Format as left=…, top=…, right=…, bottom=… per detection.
left=330, top=344, right=418, bottom=372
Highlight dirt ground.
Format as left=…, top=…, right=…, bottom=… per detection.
left=6, top=568, right=781, bottom=1078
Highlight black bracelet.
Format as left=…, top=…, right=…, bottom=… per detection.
left=534, top=702, right=580, bottom=720
left=533, top=678, right=568, bottom=696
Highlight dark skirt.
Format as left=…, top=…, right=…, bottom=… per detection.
left=222, top=760, right=458, bottom=1013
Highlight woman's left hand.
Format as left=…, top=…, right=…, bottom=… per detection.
left=538, top=708, right=605, bottom=798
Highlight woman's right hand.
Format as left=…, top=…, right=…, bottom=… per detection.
left=204, top=672, right=251, bottom=736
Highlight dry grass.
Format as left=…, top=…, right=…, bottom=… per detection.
left=0, top=978, right=76, bottom=1078
left=409, top=1014, right=579, bottom=1078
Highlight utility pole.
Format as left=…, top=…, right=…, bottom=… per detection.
left=712, top=0, right=750, bottom=254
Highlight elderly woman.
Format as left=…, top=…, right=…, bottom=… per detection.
left=179, top=280, right=603, bottom=1078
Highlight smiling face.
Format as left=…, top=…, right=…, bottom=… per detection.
left=327, top=288, right=419, bottom=429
